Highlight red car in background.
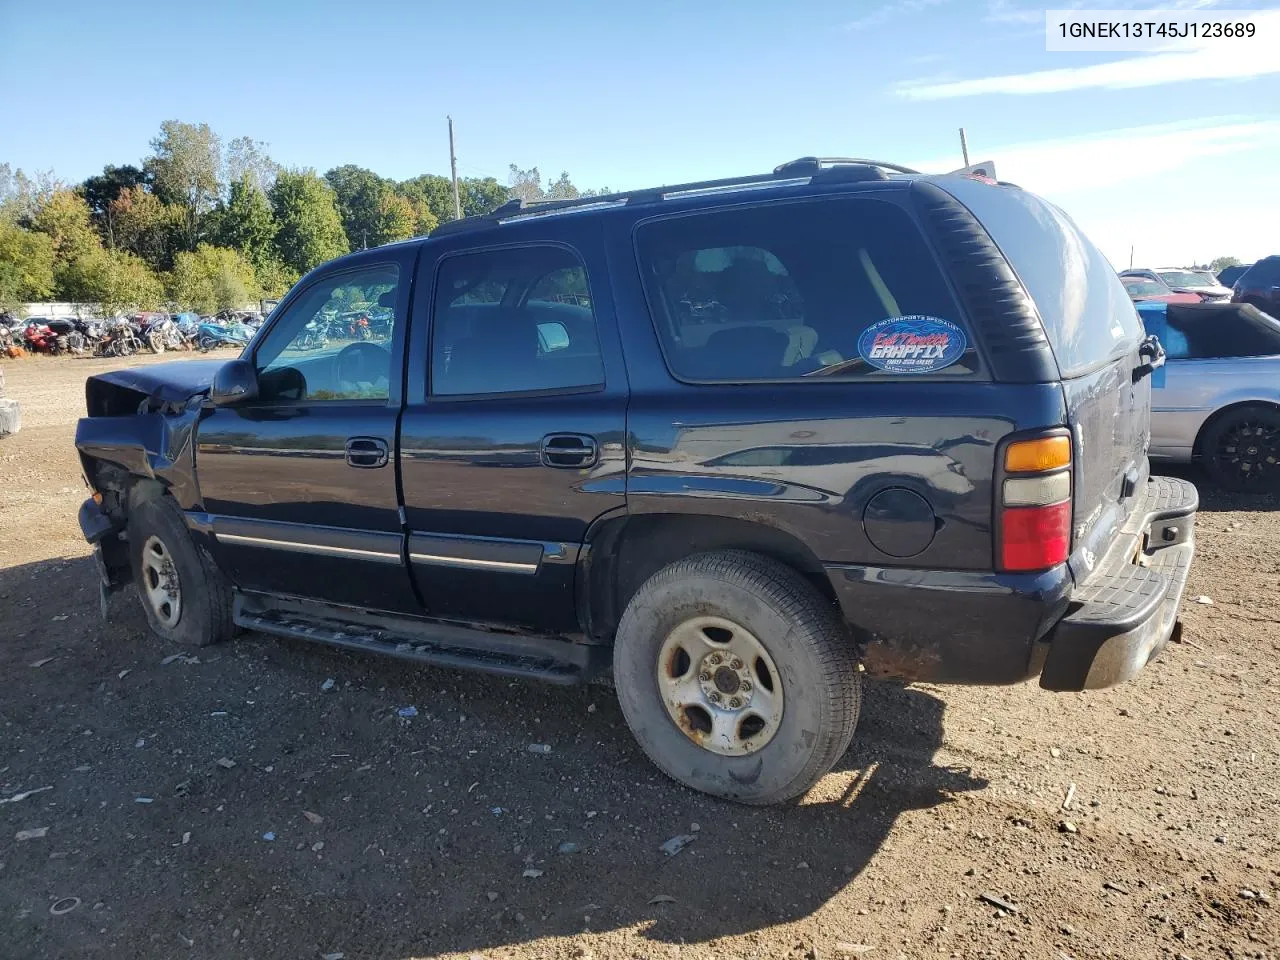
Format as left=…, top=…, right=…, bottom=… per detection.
left=1121, top=275, right=1201, bottom=304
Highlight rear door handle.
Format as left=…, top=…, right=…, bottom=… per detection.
left=540, top=433, right=598, bottom=468
left=345, top=436, right=389, bottom=468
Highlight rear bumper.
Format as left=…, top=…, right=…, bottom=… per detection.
left=1039, top=475, right=1197, bottom=691
left=824, top=475, right=1197, bottom=689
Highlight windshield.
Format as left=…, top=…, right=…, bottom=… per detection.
left=1123, top=278, right=1165, bottom=296
left=1159, top=270, right=1213, bottom=288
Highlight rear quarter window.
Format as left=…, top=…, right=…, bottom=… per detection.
left=634, top=197, right=979, bottom=382
left=937, top=179, right=1142, bottom=377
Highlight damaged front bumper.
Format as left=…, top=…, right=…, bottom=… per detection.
left=1039, top=476, right=1198, bottom=691
left=78, top=496, right=129, bottom=599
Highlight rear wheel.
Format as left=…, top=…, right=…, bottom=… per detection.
left=127, top=496, right=235, bottom=646
left=613, top=550, right=861, bottom=805
left=1203, top=405, right=1280, bottom=493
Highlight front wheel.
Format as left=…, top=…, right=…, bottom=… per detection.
left=613, top=550, right=861, bottom=805
left=127, top=495, right=236, bottom=646
left=1203, top=404, right=1280, bottom=493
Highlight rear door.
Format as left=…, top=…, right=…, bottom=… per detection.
left=939, top=179, right=1147, bottom=575
left=398, top=219, right=629, bottom=633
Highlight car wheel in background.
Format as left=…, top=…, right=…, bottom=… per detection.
left=1202, top=404, right=1280, bottom=493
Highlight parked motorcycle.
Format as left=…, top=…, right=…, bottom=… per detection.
left=23, top=322, right=57, bottom=354
left=46, top=319, right=90, bottom=356
left=196, top=321, right=253, bottom=352
left=138, top=315, right=183, bottom=354
left=96, top=318, right=142, bottom=357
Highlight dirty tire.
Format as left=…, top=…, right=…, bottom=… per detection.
left=613, top=550, right=861, bottom=805
left=0, top=397, right=20, bottom=438
left=127, top=495, right=235, bottom=646
left=1202, top=404, right=1280, bottom=494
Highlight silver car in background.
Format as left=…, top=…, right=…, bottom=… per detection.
left=1123, top=267, right=1233, bottom=302
left=1139, top=300, right=1280, bottom=491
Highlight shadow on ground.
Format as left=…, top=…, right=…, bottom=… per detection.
left=1, top=555, right=986, bottom=959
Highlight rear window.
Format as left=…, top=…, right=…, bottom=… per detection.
left=635, top=197, right=978, bottom=382
left=938, top=178, right=1142, bottom=377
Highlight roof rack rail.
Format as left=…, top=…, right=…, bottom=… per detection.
left=429, top=156, right=917, bottom=237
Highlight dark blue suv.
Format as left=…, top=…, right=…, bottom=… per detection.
left=75, top=157, right=1197, bottom=804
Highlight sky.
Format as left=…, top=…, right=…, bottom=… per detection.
left=1, top=0, right=1277, bottom=268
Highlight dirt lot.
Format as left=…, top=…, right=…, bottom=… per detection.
left=1, top=353, right=1276, bottom=960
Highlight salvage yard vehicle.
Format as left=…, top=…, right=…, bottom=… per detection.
left=75, top=157, right=1198, bottom=804
left=1140, top=299, right=1280, bottom=492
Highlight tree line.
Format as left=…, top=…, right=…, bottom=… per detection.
left=0, top=120, right=601, bottom=315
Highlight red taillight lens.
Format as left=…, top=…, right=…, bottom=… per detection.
left=1000, top=501, right=1071, bottom=571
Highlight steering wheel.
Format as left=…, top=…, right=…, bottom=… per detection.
left=335, top=341, right=389, bottom=387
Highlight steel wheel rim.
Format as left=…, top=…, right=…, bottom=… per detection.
left=1217, top=418, right=1280, bottom=488
left=141, top=535, right=181, bottom=628
left=656, top=614, right=784, bottom=757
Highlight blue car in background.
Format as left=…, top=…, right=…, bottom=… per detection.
left=1140, top=299, right=1280, bottom=492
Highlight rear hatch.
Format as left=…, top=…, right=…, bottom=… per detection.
left=937, top=179, right=1149, bottom=579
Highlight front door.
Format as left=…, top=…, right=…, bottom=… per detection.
left=398, top=221, right=628, bottom=634
left=196, top=251, right=420, bottom=613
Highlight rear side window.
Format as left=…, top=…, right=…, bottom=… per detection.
left=635, top=198, right=978, bottom=382
left=938, top=178, right=1142, bottom=377
left=430, top=245, right=605, bottom=396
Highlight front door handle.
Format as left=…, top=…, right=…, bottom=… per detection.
left=345, top=436, right=389, bottom=468
left=541, top=433, right=598, bottom=468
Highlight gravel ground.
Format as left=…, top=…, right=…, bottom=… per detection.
left=0, top=353, right=1276, bottom=960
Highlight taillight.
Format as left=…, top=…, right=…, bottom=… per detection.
left=998, top=436, right=1072, bottom=572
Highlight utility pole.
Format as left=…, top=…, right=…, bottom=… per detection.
left=959, top=127, right=970, bottom=168
left=447, top=115, right=461, bottom=220
left=1129, top=244, right=1134, bottom=269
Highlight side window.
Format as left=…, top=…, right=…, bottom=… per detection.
left=430, top=247, right=605, bottom=396
left=253, top=265, right=399, bottom=402
left=634, top=198, right=977, bottom=382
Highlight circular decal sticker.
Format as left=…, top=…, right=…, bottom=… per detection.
left=857, top=315, right=967, bottom=374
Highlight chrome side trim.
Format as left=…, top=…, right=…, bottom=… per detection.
left=409, top=552, right=538, bottom=574
left=217, top=533, right=401, bottom=564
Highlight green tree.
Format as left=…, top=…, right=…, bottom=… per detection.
left=0, top=164, right=56, bottom=224
left=0, top=220, right=56, bottom=310
left=269, top=169, right=348, bottom=273
left=58, top=248, right=163, bottom=313
left=32, top=189, right=101, bottom=264
left=325, top=164, right=392, bottom=249
left=109, top=186, right=185, bottom=271
left=399, top=173, right=456, bottom=224
left=1210, top=256, right=1241, bottom=274
left=81, top=164, right=148, bottom=245
left=546, top=172, right=580, bottom=201
left=376, top=190, right=417, bottom=244
left=169, top=243, right=260, bottom=312
left=147, top=120, right=222, bottom=249
left=507, top=164, right=544, bottom=203
left=253, top=258, right=299, bottom=300
left=461, top=177, right=508, bottom=217
left=403, top=196, right=439, bottom=236
left=209, top=177, right=278, bottom=270
left=223, top=136, right=277, bottom=194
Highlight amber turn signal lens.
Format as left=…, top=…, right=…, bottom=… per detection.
left=1005, top=436, right=1070, bottom=473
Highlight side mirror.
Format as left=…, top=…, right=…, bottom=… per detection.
left=210, top=359, right=259, bottom=406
